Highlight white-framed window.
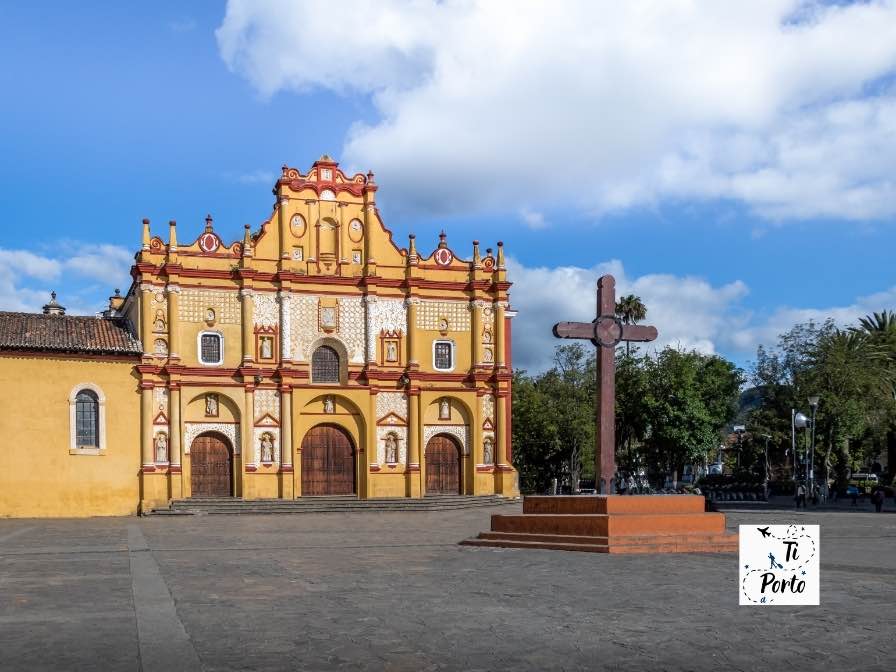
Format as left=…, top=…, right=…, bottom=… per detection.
left=69, top=383, right=107, bottom=455
left=433, top=340, right=455, bottom=372
left=198, top=331, right=223, bottom=366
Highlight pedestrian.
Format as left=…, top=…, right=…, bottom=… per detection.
left=795, top=483, right=806, bottom=509
left=871, top=488, right=884, bottom=513
left=830, top=485, right=838, bottom=503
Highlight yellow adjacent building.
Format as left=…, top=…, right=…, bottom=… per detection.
left=0, top=156, right=518, bottom=517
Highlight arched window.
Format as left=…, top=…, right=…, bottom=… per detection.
left=75, top=389, right=99, bottom=448
left=312, top=345, right=340, bottom=383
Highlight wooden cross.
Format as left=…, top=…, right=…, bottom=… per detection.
left=552, top=275, right=658, bottom=494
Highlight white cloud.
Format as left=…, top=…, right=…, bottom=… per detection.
left=519, top=208, right=548, bottom=230
left=217, top=0, right=896, bottom=222
left=0, top=244, right=132, bottom=314
left=507, top=257, right=896, bottom=372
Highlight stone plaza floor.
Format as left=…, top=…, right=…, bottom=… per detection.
left=0, top=503, right=893, bottom=671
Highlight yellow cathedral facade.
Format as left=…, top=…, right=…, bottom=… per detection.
left=0, top=156, right=518, bottom=517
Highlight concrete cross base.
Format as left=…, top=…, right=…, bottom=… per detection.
left=460, top=495, right=738, bottom=554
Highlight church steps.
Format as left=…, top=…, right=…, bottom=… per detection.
left=150, top=495, right=518, bottom=515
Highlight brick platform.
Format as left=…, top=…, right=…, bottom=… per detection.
left=460, top=495, right=738, bottom=554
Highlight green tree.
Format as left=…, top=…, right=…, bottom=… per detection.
left=641, top=348, right=743, bottom=483
left=511, top=344, right=595, bottom=493
left=615, top=294, right=647, bottom=356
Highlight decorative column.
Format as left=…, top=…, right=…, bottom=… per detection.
left=405, top=297, right=419, bottom=366
left=364, top=295, right=378, bottom=363
left=278, top=195, right=290, bottom=262
left=495, top=392, right=508, bottom=468
left=471, top=300, right=485, bottom=366
left=140, top=284, right=155, bottom=353
left=278, top=291, right=292, bottom=362
left=242, top=386, right=255, bottom=498
left=280, top=388, right=293, bottom=468
left=240, top=288, right=254, bottom=363
left=407, top=390, right=421, bottom=497
left=170, top=385, right=182, bottom=469
left=495, top=301, right=507, bottom=368
left=141, top=383, right=155, bottom=469
left=166, top=284, right=181, bottom=359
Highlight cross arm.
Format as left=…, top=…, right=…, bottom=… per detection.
left=620, top=324, right=658, bottom=343
left=552, top=322, right=595, bottom=339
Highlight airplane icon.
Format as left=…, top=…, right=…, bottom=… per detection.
left=758, top=527, right=772, bottom=538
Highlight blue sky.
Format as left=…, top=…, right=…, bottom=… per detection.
left=2, top=1, right=895, bottom=372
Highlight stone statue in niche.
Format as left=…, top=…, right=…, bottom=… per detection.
left=205, top=393, right=219, bottom=417
left=438, top=318, right=449, bottom=333
left=260, top=433, right=275, bottom=462
left=320, top=306, right=336, bottom=330
left=385, top=434, right=398, bottom=464
left=155, top=433, right=169, bottom=463
left=483, top=348, right=493, bottom=363
left=323, top=396, right=335, bottom=414
left=153, top=310, right=166, bottom=332
left=205, top=308, right=216, bottom=324
left=482, top=329, right=492, bottom=344
left=439, top=398, right=450, bottom=420
left=483, top=437, right=494, bottom=465
left=385, top=341, right=398, bottom=362
left=154, top=339, right=168, bottom=356
left=260, top=336, right=273, bottom=360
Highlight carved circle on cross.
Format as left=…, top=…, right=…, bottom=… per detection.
left=592, top=316, right=624, bottom=347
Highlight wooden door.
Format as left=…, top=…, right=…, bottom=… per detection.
left=301, top=424, right=355, bottom=496
left=190, top=433, right=233, bottom=497
left=425, top=435, right=461, bottom=494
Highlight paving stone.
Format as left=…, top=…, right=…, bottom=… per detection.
left=0, top=507, right=893, bottom=671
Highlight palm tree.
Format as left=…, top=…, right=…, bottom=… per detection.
left=615, top=294, right=647, bottom=356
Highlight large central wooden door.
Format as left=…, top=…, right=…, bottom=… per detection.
left=425, top=435, right=461, bottom=494
left=190, top=433, right=233, bottom=497
left=301, top=424, right=355, bottom=496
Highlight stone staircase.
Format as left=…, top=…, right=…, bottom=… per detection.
left=460, top=495, right=739, bottom=554
left=150, top=494, right=518, bottom=516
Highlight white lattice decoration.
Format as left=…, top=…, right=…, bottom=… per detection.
left=153, top=387, right=169, bottom=416
left=424, top=424, right=470, bottom=456
left=183, top=422, right=241, bottom=455
left=376, top=392, right=408, bottom=422
left=179, top=288, right=241, bottom=324
left=366, top=298, right=407, bottom=360
left=338, top=296, right=366, bottom=363
left=252, top=427, right=281, bottom=465
left=375, top=426, right=408, bottom=465
left=481, top=394, right=495, bottom=422
left=416, top=300, right=471, bottom=332
left=253, top=292, right=279, bottom=327
left=290, top=295, right=320, bottom=361
left=279, top=293, right=291, bottom=358
left=253, top=389, right=280, bottom=422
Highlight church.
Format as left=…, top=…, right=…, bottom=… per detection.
left=0, top=156, right=518, bottom=517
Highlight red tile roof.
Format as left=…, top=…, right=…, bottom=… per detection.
left=0, top=312, right=142, bottom=356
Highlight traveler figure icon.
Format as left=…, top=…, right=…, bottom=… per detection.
left=768, top=553, right=784, bottom=570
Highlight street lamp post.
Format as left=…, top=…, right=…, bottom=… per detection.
left=761, top=434, right=771, bottom=501
left=793, top=410, right=809, bottom=481
left=808, top=395, right=820, bottom=502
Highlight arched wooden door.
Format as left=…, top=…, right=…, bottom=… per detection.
left=425, top=435, right=461, bottom=494
left=301, top=424, right=356, bottom=496
left=190, top=433, right=233, bottom=497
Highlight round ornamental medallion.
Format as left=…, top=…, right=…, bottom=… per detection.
left=348, top=219, right=364, bottom=243
left=199, top=232, right=220, bottom=253
left=482, top=257, right=495, bottom=271
left=434, top=248, right=453, bottom=266
left=290, top=214, right=306, bottom=237
left=593, top=316, right=624, bottom=347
